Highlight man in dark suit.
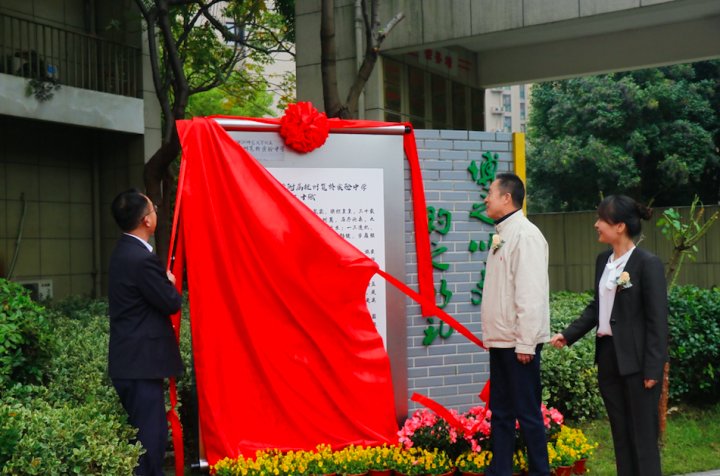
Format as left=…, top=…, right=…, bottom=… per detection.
left=109, top=188, right=184, bottom=476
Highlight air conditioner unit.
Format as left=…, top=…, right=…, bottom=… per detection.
left=16, top=279, right=53, bottom=301
left=490, top=106, right=503, bottom=114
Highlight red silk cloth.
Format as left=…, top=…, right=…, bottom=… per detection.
left=208, top=115, right=435, bottom=316
left=174, top=117, right=404, bottom=465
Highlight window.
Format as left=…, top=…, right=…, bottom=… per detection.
left=383, top=59, right=402, bottom=122
left=471, top=88, right=484, bottom=131
left=503, top=116, right=512, bottom=132
left=225, top=22, right=245, bottom=45
left=519, top=85, right=525, bottom=100
left=452, top=82, right=467, bottom=130
left=408, top=66, right=426, bottom=129
left=520, top=102, right=526, bottom=120
left=431, top=75, right=447, bottom=129
left=503, top=94, right=511, bottom=112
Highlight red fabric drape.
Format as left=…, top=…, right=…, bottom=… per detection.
left=174, top=117, right=399, bottom=465
left=208, top=115, right=435, bottom=316
left=166, top=155, right=189, bottom=476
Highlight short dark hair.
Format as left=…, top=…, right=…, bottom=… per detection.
left=495, top=173, right=525, bottom=208
left=597, top=195, right=653, bottom=238
left=111, top=188, right=149, bottom=232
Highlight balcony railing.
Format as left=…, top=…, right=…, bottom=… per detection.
left=0, top=13, right=141, bottom=98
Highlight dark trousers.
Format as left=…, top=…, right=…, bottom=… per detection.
left=487, top=345, right=550, bottom=476
left=597, top=336, right=662, bottom=476
left=112, top=378, right=167, bottom=476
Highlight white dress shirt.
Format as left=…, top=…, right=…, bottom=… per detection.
left=124, top=232, right=153, bottom=252
left=597, top=246, right=635, bottom=336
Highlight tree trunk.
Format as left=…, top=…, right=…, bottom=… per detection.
left=144, top=134, right=181, bottom=266
left=665, top=249, right=683, bottom=284
left=320, top=0, right=342, bottom=117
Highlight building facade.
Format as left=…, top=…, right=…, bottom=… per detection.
left=484, top=84, right=531, bottom=133
left=0, top=0, right=160, bottom=299
left=296, top=0, right=719, bottom=128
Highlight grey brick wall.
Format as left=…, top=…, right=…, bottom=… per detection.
left=403, top=129, right=514, bottom=414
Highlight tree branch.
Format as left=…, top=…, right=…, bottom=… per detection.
left=342, top=1, right=404, bottom=117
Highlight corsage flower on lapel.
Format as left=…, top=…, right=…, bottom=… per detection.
left=491, top=234, right=505, bottom=254
left=616, top=271, right=633, bottom=290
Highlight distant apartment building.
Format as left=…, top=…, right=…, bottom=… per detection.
left=484, top=84, right=532, bottom=133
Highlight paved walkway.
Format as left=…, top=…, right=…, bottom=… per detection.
left=681, top=472, right=720, bottom=476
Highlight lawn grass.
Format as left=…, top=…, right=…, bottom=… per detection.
left=575, top=403, right=720, bottom=475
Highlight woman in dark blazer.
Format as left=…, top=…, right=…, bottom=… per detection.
left=550, top=195, right=668, bottom=476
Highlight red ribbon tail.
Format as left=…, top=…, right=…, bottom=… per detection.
left=167, top=377, right=184, bottom=476
left=479, top=379, right=491, bottom=405
left=403, top=127, right=435, bottom=316
left=377, top=269, right=486, bottom=349
left=411, top=393, right=465, bottom=432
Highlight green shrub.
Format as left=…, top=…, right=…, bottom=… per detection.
left=668, top=285, right=720, bottom=403
left=541, top=292, right=605, bottom=421
left=0, top=405, right=21, bottom=469
left=0, top=296, right=146, bottom=474
left=0, top=398, right=142, bottom=475
left=0, top=279, right=54, bottom=388
left=42, top=305, right=118, bottom=408
left=49, top=296, right=108, bottom=323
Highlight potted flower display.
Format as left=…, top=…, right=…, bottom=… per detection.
left=455, top=450, right=492, bottom=476
left=552, top=440, right=578, bottom=476
left=307, top=444, right=338, bottom=476
left=511, top=450, right=527, bottom=476
left=366, top=444, right=397, bottom=476
left=541, top=403, right=564, bottom=441
left=419, top=448, right=455, bottom=476
left=556, top=426, right=596, bottom=474
left=393, top=447, right=427, bottom=476
left=334, top=445, right=370, bottom=476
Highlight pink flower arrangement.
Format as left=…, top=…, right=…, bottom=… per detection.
left=541, top=403, right=564, bottom=440
left=398, top=403, right=565, bottom=458
left=398, top=409, right=439, bottom=449
left=398, top=405, right=493, bottom=458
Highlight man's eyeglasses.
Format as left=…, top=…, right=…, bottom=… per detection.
left=143, top=204, right=158, bottom=218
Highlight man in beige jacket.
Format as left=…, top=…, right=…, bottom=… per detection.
left=480, top=173, right=551, bottom=476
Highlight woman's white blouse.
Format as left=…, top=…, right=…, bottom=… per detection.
left=597, top=247, right=635, bottom=336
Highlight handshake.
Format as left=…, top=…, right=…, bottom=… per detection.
left=549, top=333, right=567, bottom=349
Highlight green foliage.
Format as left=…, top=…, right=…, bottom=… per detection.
left=165, top=0, right=294, bottom=110
left=0, top=279, right=54, bottom=388
left=0, top=295, right=147, bottom=474
left=0, top=406, right=20, bottom=469
left=186, top=72, right=275, bottom=118
left=527, top=61, right=720, bottom=212
left=0, top=399, right=142, bottom=475
left=543, top=287, right=720, bottom=415
left=42, top=305, right=120, bottom=409
left=577, top=403, right=720, bottom=475
left=667, top=285, right=720, bottom=403
left=656, top=197, right=719, bottom=287
left=541, top=292, right=605, bottom=421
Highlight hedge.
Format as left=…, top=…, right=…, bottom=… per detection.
left=541, top=286, right=720, bottom=421
left=0, top=282, right=142, bottom=474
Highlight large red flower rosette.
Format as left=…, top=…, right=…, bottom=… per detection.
left=279, top=102, right=330, bottom=153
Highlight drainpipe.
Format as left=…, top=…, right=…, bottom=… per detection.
left=355, top=0, right=365, bottom=119
left=92, top=156, right=102, bottom=298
